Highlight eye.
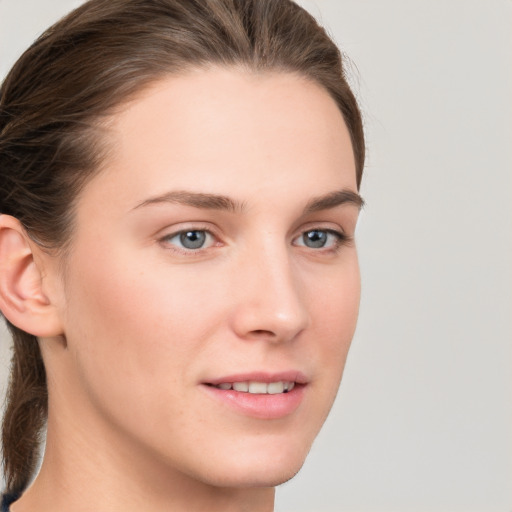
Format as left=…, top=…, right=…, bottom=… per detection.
left=163, top=229, right=215, bottom=251
left=294, top=229, right=344, bottom=249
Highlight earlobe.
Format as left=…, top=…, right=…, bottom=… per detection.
left=0, top=214, right=63, bottom=338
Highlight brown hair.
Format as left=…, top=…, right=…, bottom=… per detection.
left=0, top=0, right=365, bottom=495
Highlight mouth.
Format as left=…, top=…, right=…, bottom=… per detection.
left=201, top=372, right=307, bottom=419
left=206, top=380, right=296, bottom=394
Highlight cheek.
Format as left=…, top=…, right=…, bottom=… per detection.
left=59, top=250, right=230, bottom=454
left=60, top=246, right=222, bottom=402
left=309, top=256, right=361, bottom=343
left=304, top=258, right=360, bottom=397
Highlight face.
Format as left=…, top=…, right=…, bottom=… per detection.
left=49, top=68, right=361, bottom=489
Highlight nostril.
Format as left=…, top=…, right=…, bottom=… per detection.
left=244, top=329, right=280, bottom=341
left=250, top=329, right=275, bottom=336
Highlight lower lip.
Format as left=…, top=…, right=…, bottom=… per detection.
left=202, top=384, right=306, bottom=420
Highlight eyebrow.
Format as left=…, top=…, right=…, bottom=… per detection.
left=132, top=188, right=364, bottom=214
left=133, top=190, right=245, bottom=213
left=303, top=189, right=364, bottom=213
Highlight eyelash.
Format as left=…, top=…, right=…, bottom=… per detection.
left=159, top=227, right=350, bottom=255
left=293, top=228, right=349, bottom=252
left=159, top=227, right=218, bottom=254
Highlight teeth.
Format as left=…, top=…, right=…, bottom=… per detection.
left=284, top=382, right=295, bottom=393
left=248, top=381, right=267, bottom=394
left=233, top=382, right=249, bottom=392
left=214, top=381, right=296, bottom=394
left=267, top=382, right=284, bottom=394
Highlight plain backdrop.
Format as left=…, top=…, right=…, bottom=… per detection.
left=1, top=1, right=511, bottom=511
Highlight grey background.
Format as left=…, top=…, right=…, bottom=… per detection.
left=1, top=1, right=511, bottom=511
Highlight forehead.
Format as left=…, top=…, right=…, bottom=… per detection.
left=81, top=67, right=357, bottom=211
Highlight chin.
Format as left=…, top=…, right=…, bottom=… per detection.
left=196, top=439, right=312, bottom=489
left=204, top=462, right=306, bottom=489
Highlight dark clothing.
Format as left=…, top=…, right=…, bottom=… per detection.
left=1, top=493, right=20, bottom=512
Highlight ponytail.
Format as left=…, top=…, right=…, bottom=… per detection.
left=2, top=325, right=47, bottom=494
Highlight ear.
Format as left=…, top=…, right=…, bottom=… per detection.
left=0, top=214, right=63, bottom=338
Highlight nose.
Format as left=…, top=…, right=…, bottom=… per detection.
left=229, top=243, right=310, bottom=343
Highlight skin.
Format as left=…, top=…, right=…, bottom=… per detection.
left=7, top=68, right=362, bottom=512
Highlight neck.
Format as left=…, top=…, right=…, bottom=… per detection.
left=13, top=410, right=275, bottom=512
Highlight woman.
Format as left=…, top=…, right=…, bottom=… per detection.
left=0, top=0, right=365, bottom=510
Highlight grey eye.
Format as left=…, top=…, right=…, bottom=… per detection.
left=179, top=230, right=207, bottom=249
left=294, top=229, right=343, bottom=249
left=302, top=230, right=328, bottom=248
left=164, top=230, right=213, bottom=250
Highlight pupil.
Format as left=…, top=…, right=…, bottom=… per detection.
left=180, top=231, right=206, bottom=249
left=304, top=230, right=327, bottom=248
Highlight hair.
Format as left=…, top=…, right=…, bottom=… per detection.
left=0, top=0, right=365, bottom=495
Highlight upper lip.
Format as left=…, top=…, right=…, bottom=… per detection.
left=204, top=370, right=308, bottom=386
